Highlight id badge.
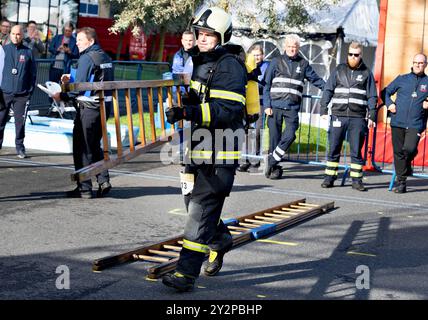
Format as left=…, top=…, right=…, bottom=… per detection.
left=412, top=91, right=417, bottom=98
left=333, top=120, right=342, bottom=128
left=180, top=172, right=194, bottom=195
left=11, top=68, right=18, bottom=75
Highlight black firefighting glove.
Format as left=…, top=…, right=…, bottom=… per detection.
left=165, top=106, right=185, bottom=124
left=165, top=105, right=195, bottom=124
left=247, top=66, right=262, bottom=81
left=247, top=113, right=259, bottom=124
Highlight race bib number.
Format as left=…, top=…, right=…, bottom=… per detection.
left=180, top=172, right=195, bottom=195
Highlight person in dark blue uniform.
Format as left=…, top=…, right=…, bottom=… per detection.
left=384, top=53, right=428, bottom=193
left=0, top=24, right=37, bottom=158
left=161, top=7, right=247, bottom=292
left=263, top=34, right=325, bottom=179
left=53, top=27, right=113, bottom=199
left=320, top=42, right=377, bottom=191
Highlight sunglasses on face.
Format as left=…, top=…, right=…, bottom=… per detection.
left=348, top=53, right=360, bottom=57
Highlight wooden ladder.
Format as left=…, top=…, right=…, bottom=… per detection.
left=92, top=198, right=334, bottom=278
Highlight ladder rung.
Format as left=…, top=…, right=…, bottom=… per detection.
left=277, top=209, right=302, bottom=214
left=255, top=216, right=282, bottom=222
left=239, top=222, right=258, bottom=228
left=298, top=202, right=319, bottom=207
left=290, top=205, right=308, bottom=210
left=228, top=225, right=251, bottom=231
left=244, top=218, right=271, bottom=225
left=264, top=212, right=291, bottom=219
left=230, top=231, right=241, bottom=235
left=163, top=244, right=182, bottom=251
left=133, top=254, right=170, bottom=263
left=148, top=249, right=180, bottom=257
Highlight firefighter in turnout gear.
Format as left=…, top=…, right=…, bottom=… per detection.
left=162, top=7, right=247, bottom=292
left=263, top=34, right=325, bottom=179
left=320, top=42, right=377, bottom=191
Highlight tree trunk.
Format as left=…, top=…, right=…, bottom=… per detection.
left=116, top=31, right=125, bottom=60
left=156, top=27, right=166, bottom=62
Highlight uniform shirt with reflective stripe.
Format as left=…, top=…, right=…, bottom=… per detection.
left=320, top=62, right=377, bottom=117
left=263, top=54, right=325, bottom=110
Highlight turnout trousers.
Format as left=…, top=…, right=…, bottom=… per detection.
left=0, top=92, right=30, bottom=152
left=176, top=166, right=235, bottom=278
left=391, top=126, right=420, bottom=181
left=73, top=105, right=109, bottom=190
left=267, top=108, right=299, bottom=160
left=324, top=116, right=367, bottom=182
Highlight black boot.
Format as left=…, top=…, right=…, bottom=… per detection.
left=352, top=179, right=367, bottom=191
left=269, top=165, right=283, bottom=179
left=394, top=180, right=407, bottom=193
left=237, top=162, right=251, bottom=172
left=162, top=271, right=195, bottom=292
left=321, top=178, right=334, bottom=188
left=204, top=250, right=226, bottom=276
left=97, top=181, right=112, bottom=198
left=66, top=186, right=94, bottom=199
left=264, top=154, right=277, bottom=178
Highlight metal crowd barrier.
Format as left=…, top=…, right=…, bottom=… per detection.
left=372, top=105, right=428, bottom=190
left=243, top=95, right=359, bottom=186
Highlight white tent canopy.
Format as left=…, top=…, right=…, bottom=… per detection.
left=231, top=0, right=379, bottom=46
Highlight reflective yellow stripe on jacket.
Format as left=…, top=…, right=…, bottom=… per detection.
left=209, top=89, right=246, bottom=104
left=200, top=102, right=211, bottom=127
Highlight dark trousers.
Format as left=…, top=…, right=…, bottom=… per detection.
left=0, top=93, right=29, bottom=152
left=242, top=111, right=263, bottom=164
left=327, top=116, right=367, bottom=163
left=177, top=166, right=235, bottom=278
left=73, top=106, right=109, bottom=190
left=391, top=126, right=420, bottom=181
left=267, top=108, right=299, bottom=155
left=325, top=116, right=367, bottom=182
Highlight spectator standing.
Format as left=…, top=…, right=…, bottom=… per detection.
left=263, top=34, right=325, bottom=179
left=0, top=18, right=11, bottom=46
left=23, top=20, right=45, bottom=58
left=48, top=22, right=78, bottom=83
left=384, top=53, right=428, bottom=193
left=172, top=30, right=195, bottom=75
left=320, top=42, right=377, bottom=191
left=0, top=25, right=37, bottom=158
left=238, top=44, right=270, bottom=172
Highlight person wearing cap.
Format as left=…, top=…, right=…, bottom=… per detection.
left=162, top=7, right=247, bottom=292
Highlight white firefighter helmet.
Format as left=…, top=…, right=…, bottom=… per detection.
left=192, top=7, right=232, bottom=45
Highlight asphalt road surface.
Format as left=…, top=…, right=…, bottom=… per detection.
left=1, top=145, right=428, bottom=304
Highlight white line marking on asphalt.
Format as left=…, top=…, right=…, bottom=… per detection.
left=2, top=157, right=428, bottom=210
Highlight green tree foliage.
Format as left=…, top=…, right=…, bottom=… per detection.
left=106, top=0, right=340, bottom=60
